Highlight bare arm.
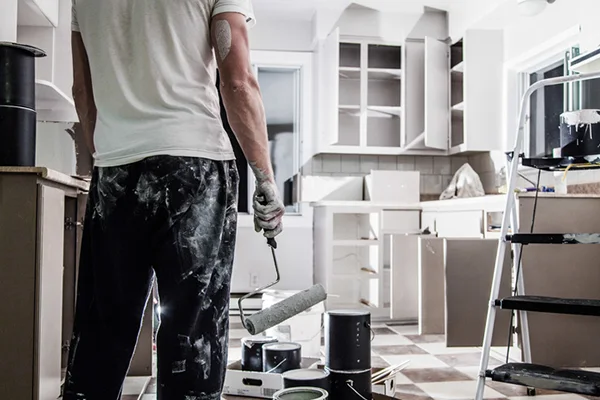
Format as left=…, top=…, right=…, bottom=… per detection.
left=211, top=12, right=273, bottom=183
left=211, top=12, right=284, bottom=237
left=71, top=31, right=96, bottom=155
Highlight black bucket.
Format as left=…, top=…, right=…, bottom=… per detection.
left=283, top=369, right=330, bottom=391
left=325, top=310, right=371, bottom=371
left=262, top=342, right=302, bottom=373
left=559, top=109, right=600, bottom=157
left=241, top=336, right=278, bottom=372
left=326, top=368, right=372, bottom=400
left=0, top=42, right=46, bottom=167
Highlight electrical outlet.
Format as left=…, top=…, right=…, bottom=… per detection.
left=249, top=273, right=259, bottom=288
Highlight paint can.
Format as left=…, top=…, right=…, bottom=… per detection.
left=273, top=387, right=329, bottom=400
left=262, top=342, right=302, bottom=373
left=282, top=368, right=330, bottom=391
left=241, top=336, right=279, bottom=372
left=559, top=109, right=600, bottom=157
left=325, top=310, right=371, bottom=371
left=326, top=368, right=372, bottom=400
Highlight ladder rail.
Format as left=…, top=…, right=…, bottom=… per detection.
left=475, top=70, right=600, bottom=400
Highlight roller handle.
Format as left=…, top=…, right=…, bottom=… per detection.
left=267, top=237, right=277, bottom=249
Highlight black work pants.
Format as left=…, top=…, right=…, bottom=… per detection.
left=62, top=156, right=238, bottom=400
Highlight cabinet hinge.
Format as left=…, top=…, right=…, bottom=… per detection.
left=65, top=217, right=83, bottom=230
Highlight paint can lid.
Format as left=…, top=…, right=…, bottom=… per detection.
left=241, top=336, right=278, bottom=346
left=282, top=369, right=329, bottom=380
left=327, top=309, right=370, bottom=316
left=263, top=342, right=302, bottom=351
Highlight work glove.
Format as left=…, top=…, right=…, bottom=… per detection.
left=253, top=180, right=285, bottom=238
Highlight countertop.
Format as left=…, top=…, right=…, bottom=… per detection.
left=0, top=167, right=89, bottom=191
left=310, top=196, right=506, bottom=212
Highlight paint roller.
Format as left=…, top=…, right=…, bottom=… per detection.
left=238, top=237, right=327, bottom=336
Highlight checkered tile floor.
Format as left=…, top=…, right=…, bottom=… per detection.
left=131, top=323, right=593, bottom=400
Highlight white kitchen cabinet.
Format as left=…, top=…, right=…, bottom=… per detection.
left=402, top=37, right=449, bottom=152
left=17, top=0, right=76, bottom=122
left=312, top=201, right=421, bottom=321
left=317, top=29, right=404, bottom=156
left=449, top=29, right=504, bottom=154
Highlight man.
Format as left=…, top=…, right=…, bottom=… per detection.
left=64, top=0, right=284, bottom=399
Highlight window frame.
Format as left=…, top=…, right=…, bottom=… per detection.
left=247, top=50, right=313, bottom=217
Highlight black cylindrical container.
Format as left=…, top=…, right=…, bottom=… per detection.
left=241, top=336, right=278, bottom=372
left=326, top=368, right=372, bottom=400
left=0, top=42, right=46, bottom=109
left=262, top=342, right=302, bottom=373
left=325, top=310, right=371, bottom=371
left=0, top=106, right=37, bottom=166
left=559, top=109, right=600, bottom=157
left=282, top=369, right=330, bottom=391
left=0, top=42, right=46, bottom=167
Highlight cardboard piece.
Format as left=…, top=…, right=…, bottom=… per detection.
left=223, top=358, right=321, bottom=399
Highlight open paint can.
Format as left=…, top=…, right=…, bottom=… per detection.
left=325, top=310, right=371, bottom=371
left=283, top=368, right=330, bottom=391
left=273, top=387, right=329, bottom=399
left=326, top=368, right=372, bottom=400
left=262, top=342, right=302, bottom=373
left=241, top=336, right=278, bottom=372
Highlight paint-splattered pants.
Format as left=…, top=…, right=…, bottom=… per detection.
left=62, top=156, right=239, bottom=400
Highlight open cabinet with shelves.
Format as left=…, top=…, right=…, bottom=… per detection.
left=448, top=30, right=504, bottom=154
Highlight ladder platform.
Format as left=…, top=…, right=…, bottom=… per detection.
left=495, top=295, right=600, bottom=316
left=486, top=363, right=600, bottom=396
left=507, top=233, right=600, bottom=244
left=522, top=155, right=600, bottom=171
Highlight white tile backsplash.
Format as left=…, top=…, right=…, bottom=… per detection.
left=360, top=155, right=379, bottom=173
left=433, top=157, right=451, bottom=175
left=378, top=155, right=397, bottom=170
left=341, top=155, right=361, bottom=173
left=415, top=156, right=434, bottom=174
left=451, top=156, right=468, bottom=174
left=322, top=154, right=341, bottom=173
left=421, top=175, right=443, bottom=195
left=397, top=156, right=416, bottom=171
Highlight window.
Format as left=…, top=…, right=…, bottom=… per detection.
left=217, top=58, right=305, bottom=215
left=524, top=46, right=600, bottom=157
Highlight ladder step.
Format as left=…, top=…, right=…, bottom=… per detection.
left=495, top=296, right=600, bottom=316
left=486, top=363, right=600, bottom=396
left=507, top=233, right=600, bottom=244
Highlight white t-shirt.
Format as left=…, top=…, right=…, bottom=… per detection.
left=71, top=0, right=255, bottom=167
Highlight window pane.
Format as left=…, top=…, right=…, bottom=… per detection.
left=257, top=67, right=300, bottom=214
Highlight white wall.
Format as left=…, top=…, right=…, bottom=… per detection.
left=250, top=18, right=314, bottom=51
left=35, top=122, right=76, bottom=175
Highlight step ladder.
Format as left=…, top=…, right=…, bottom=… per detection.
left=475, top=70, right=600, bottom=400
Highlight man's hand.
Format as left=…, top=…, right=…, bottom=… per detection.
left=253, top=180, right=284, bottom=238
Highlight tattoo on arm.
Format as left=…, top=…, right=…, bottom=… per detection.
left=214, top=20, right=232, bottom=61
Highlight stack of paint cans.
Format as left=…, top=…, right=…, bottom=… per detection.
left=241, top=336, right=279, bottom=372
left=240, top=336, right=303, bottom=374
left=325, top=310, right=372, bottom=400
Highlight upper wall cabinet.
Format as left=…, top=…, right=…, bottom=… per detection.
left=316, top=28, right=405, bottom=156
left=449, top=29, right=504, bottom=154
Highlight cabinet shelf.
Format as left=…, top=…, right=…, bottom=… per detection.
left=451, top=102, right=465, bottom=112
left=368, top=68, right=402, bottom=80
left=451, top=61, right=464, bottom=73
left=339, top=67, right=361, bottom=79
left=333, top=239, right=379, bottom=247
left=367, top=106, right=402, bottom=118
left=35, top=80, right=77, bottom=122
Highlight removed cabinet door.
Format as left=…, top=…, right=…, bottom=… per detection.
left=445, top=238, right=512, bottom=347
left=424, top=37, right=449, bottom=150
left=317, top=27, right=340, bottom=152
left=418, top=237, right=445, bottom=335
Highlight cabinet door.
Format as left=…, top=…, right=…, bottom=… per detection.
left=424, top=37, right=449, bottom=150
left=435, top=211, right=482, bottom=238
left=390, top=235, right=420, bottom=321
left=317, top=27, right=340, bottom=151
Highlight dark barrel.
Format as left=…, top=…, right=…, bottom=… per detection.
left=326, top=368, right=372, bottom=400
left=0, top=42, right=46, bottom=167
left=325, top=310, right=371, bottom=371
left=262, top=342, right=302, bottom=373
left=282, top=368, right=330, bottom=391
left=241, top=336, right=278, bottom=372
left=559, top=110, right=600, bottom=157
